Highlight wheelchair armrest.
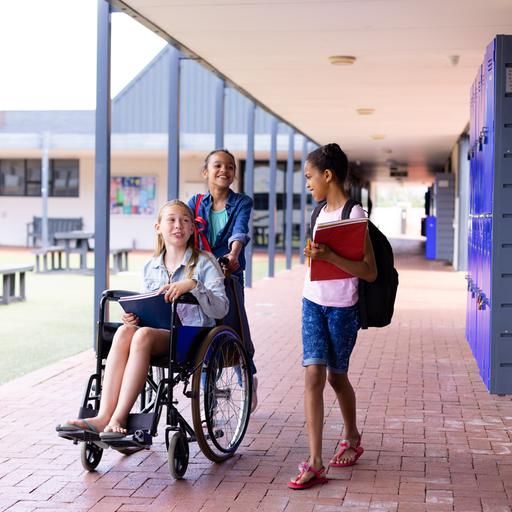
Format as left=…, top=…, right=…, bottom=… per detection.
left=101, top=289, right=139, bottom=301
left=175, top=292, right=199, bottom=305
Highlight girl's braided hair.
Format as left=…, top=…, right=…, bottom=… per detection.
left=306, top=143, right=349, bottom=185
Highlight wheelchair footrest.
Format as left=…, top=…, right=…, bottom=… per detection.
left=102, top=430, right=153, bottom=451
left=57, top=429, right=100, bottom=443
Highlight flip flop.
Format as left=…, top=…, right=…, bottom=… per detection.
left=56, top=419, right=98, bottom=434
left=329, top=435, right=364, bottom=468
left=56, top=420, right=100, bottom=440
left=99, top=427, right=128, bottom=440
left=288, top=461, right=328, bottom=490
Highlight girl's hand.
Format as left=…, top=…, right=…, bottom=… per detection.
left=222, top=252, right=240, bottom=272
left=304, top=242, right=333, bottom=262
left=159, top=279, right=197, bottom=302
left=122, top=312, right=139, bottom=326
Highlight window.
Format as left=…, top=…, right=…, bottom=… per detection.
left=0, top=160, right=25, bottom=195
left=0, top=159, right=79, bottom=197
left=51, top=160, right=79, bottom=197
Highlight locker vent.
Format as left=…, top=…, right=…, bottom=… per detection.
left=488, top=58, right=493, bottom=72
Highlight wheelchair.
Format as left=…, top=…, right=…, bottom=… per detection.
left=57, top=278, right=253, bottom=479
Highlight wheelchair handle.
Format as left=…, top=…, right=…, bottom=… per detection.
left=101, top=289, right=139, bottom=300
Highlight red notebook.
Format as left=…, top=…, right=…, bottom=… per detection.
left=310, top=217, right=368, bottom=281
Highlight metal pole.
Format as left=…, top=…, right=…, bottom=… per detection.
left=285, top=129, right=295, bottom=269
left=245, top=101, right=255, bottom=288
left=94, top=0, right=111, bottom=341
left=268, top=118, right=278, bottom=277
left=215, top=78, right=225, bottom=149
left=41, top=132, right=50, bottom=249
left=168, top=46, right=181, bottom=200
left=299, top=137, right=308, bottom=264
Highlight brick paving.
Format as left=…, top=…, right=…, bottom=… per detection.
left=2, top=253, right=512, bottom=511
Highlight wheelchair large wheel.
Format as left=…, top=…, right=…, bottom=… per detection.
left=80, top=442, right=103, bottom=471
left=191, top=326, right=251, bottom=463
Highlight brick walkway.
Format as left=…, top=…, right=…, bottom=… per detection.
left=1, top=254, right=512, bottom=512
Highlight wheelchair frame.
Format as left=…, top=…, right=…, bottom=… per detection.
left=58, top=285, right=253, bottom=479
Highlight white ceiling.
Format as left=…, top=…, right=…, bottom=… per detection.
left=113, top=0, right=512, bottom=182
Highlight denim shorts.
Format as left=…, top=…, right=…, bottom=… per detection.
left=301, top=297, right=359, bottom=374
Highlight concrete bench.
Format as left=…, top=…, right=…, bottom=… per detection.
left=111, top=248, right=131, bottom=273
left=0, top=265, right=34, bottom=305
left=32, top=246, right=65, bottom=272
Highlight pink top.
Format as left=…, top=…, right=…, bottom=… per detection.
left=303, top=203, right=366, bottom=307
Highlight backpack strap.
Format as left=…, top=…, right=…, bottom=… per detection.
left=341, top=198, right=361, bottom=220
left=310, top=200, right=326, bottom=232
left=311, top=198, right=362, bottom=231
left=194, top=194, right=212, bottom=253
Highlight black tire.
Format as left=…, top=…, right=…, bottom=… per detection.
left=80, top=442, right=103, bottom=471
left=191, top=326, right=251, bottom=463
left=167, top=431, right=189, bottom=479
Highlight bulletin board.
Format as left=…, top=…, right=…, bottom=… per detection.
left=111, top=176, right=156, bottom=215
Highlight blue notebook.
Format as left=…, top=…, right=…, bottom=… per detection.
left=119, top=291, right=173, bottom=330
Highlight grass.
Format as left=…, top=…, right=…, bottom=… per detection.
left=0, top=247, right=299, bottom=384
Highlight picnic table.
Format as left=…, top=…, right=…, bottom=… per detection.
left=0, top=265, right=34, bottom=305
left=32, top=245, right=65, bottom=272
left=54, top=231, right=94, bottom=272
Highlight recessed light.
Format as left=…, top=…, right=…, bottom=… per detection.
left=371, top=134, right=385, bottom=140
left=356, top=108, right=375, bottom=115
left=449, top=55, right=460, bottom=67
left=329, top=55, right=356, bottom=66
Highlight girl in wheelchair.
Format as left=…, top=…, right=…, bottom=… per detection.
left=57, top=200, right=228, bottom=439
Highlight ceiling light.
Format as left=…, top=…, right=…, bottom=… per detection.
left=449, top=55, right=460, bottom=67
left=372, top=134, right=385, bottom=140
left=329, top=55, right=356, bottom=66
left=356, top=108, right=375, bottom=115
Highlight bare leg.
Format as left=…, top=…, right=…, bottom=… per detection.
left=105, top=327, right=169, bottom=433
left=328, top=372, right=360, bottom=465
left=64, top=324, right=138, bottom=432
left=291, top=365, right=326, bottom=485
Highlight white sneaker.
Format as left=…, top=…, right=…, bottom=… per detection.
left=251, top=376, right=258, bottom=413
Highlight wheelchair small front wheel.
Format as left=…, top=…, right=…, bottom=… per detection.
left=80, top=442, right=103, bottom=471
left=167, top=431, right=189, bottom=479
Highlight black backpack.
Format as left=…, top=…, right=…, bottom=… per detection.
left=311, top=199, right=399, bottom=329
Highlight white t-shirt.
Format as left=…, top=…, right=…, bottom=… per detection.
left=303, top=203, right=366, bottom=307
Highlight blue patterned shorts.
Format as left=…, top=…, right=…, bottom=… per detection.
left=301, top=297, right=359, bottom=374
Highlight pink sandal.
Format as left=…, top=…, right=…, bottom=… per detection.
left=329, top=435, right=364, bottom=468
left=288, top=461, right=328, bottom=490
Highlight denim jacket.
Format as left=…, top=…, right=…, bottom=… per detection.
left=142, top=248, right=229, bottom=327
left=188, top=190, right=253, bottom=272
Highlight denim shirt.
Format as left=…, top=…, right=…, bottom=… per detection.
left=188, top=190, right=253, bottom=272
left=142, top=248, right=229, bottom=327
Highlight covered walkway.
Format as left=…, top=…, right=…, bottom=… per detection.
left=1, top=252, right=512, bottom=512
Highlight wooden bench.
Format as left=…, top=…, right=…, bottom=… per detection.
left=111, top=248, right=131, bottom=273
left=0, top=265, right=34, bottom=305
left=32, top=246, right=65, bottom=272
left=26, top=217, right=83, bottom=247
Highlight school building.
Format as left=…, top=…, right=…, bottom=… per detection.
left=0, top=48, right=326, bottom=251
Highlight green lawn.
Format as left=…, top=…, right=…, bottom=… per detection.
left=0, top=248, right=299, bottom=384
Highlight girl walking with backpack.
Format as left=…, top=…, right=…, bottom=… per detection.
left=188, top=149, right=258, bottom=412
left=288, top=143, right=377, bottom=490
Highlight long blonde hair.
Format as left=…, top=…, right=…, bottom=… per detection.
left=154, top=200, right=200, bottom=279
